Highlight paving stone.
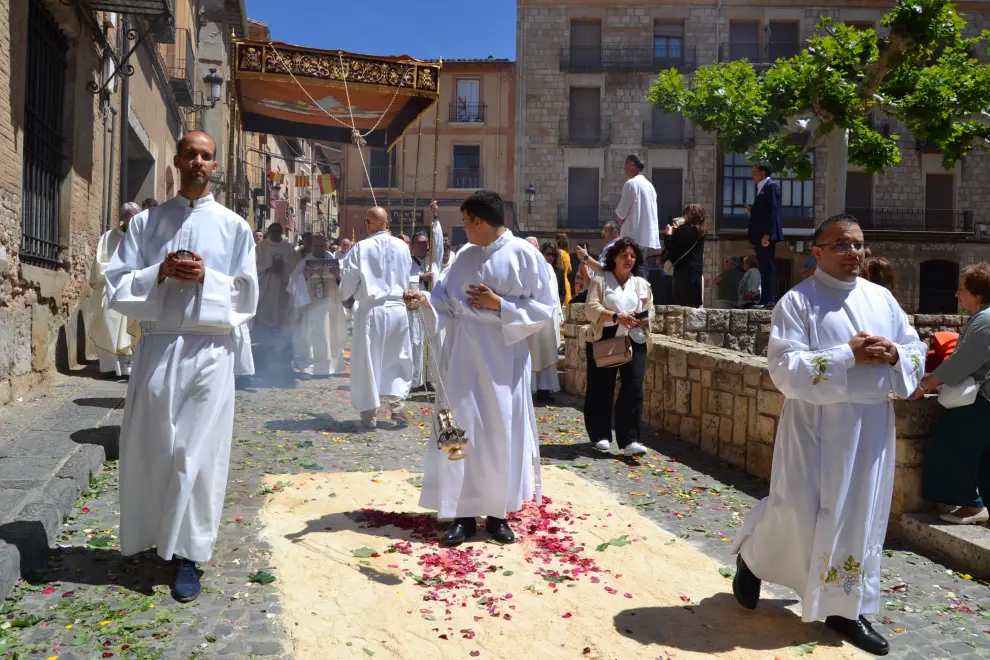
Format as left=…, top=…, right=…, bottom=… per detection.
left=0, top=456, right=66, bottom=483
left=0, top=540, right=18, bottom=605
left=0, top=488, right=32, bottom=524
left=53, top=443, right=106, bottom=492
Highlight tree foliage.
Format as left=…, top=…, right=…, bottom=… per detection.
left=647, top=0, right=990, bottom=178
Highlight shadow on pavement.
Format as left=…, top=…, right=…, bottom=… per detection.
left=263, top=413, right=364, bottom=434
left=614, top=593, right=844, bottom=654
left=70, top=425, right=121, bottom=460
left=71, top=397, right=123, bottom=409
left=18, top=547, right=168, bottom=596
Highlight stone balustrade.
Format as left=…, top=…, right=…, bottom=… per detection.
left=632, top=305, right=967, bottom=357
left=562, top=304, right=946, bottom=537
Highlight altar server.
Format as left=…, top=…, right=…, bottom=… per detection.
left=254, top=222, right=295, bottom=351
left=88, top=202, right=141, bottom=376
left=524, top=237, right=563, bottom=403
left=730, top=214, right=925, bottom=655
left=338, top=207, right=413, bottom=428
left=286, top=233, right=346, bottom=376
left=409, top=202, right=444, bottom=392
left=404, top=191, right=555, bottom=546
left=105, top=131, right=258, bottom=603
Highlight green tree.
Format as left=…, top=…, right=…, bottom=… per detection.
left=648, top=0, right=990, bottom=216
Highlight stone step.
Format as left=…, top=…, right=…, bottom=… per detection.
left=901, top=512, right=990, bottom=578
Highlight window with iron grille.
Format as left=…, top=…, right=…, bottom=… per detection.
left=21, top=0, right=68, bottom=268
left=721, top=152, right=815, bottom=230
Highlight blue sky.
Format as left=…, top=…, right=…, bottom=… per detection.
left=243, top=0, right=516, bottom=60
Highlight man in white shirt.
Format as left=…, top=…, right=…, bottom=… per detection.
left=105, top=131, right=257, bottom=602
left=731, top=214, right=925, bottom=655
left=615, top=155, right=661, bottom=252
left=408, top=203, right=444, bottom=393
left=338, top=207, right=414, bottom=428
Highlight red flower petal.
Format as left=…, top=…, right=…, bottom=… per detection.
left=562, top=612, right=573, bottom=618
left=41, top=587, right=56, bottom=595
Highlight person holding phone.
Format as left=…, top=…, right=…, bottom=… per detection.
left=583, top=237, right=654, bottom=456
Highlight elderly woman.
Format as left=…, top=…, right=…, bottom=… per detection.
left=918, top=263, right=990, bottom=524
left=584, top=237, right=654, bottom=456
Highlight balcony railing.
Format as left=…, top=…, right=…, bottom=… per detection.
left=868, top=117, right=891, bottom=138
left=367, top=165, right=397, bottom=189
left=556, top=203, right=615, bottom=229
left=916, top=137, right=941, bottom=151
left=718, top=41, right=803, bottom=64
left=642, top=119, right=693, bottom=147
left=449, top=167, right=483, bottom=190
left=449, top=102, right=486, bottom=124
left=559, top=45, right=696, bottom=72
left=847, top=207, right=975, bottom=233
left=559, top=117, right=611, bottom=147
left=162, top=27, right=195, bottom=106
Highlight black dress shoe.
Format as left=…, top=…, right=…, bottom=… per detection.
left=825, top=616, right=889, bottom=656
left=486, top=516, right=515, bottom=544
left=410, top=385, right=427, bottom=393
left=441, top=517, right=477, bottom=545
left=732, top=554, right=761, bottom=610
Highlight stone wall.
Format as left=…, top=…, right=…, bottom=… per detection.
left=580, top=304, right=968, bottom=359
left=562, top=305, right=944, bottom=537
left=0, top=1, right=122, bottom=403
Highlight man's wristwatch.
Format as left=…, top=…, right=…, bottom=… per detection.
left=612, top=312, right=618, bottom=323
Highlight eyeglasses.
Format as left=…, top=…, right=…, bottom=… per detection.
left=815, top=241, right=867, bottom=254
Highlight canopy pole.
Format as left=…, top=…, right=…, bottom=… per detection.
left=411, top=116, right=424, bottom=237
left=423, top=71, right=441, bottom=388
left=399, top=137, right=407, bottom=235
left=386, top=142, right=394, bottom=216
left=225, top=29, right=236, bottom=209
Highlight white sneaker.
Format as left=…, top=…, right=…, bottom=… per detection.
left=622, top=442, right=647, bottom=457
left=593, top=439, right=611, bottom=452
left=360, top=410, right=377, bottom=429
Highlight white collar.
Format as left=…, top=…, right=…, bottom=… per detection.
left=176, top=192, right=215, bottom=209
left=813, top=267, right=857, bottom=292
left=756, top=177, right=770, bottom=192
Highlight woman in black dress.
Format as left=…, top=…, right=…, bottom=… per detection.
left=663, top=203, right=707, bottom=307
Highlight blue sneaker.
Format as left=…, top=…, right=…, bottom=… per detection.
left=172, top=558, right=201, bottom=602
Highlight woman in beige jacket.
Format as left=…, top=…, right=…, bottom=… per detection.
left=583, top=237, right=655, bottom=456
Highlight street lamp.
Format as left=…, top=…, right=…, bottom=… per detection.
left=525, top=184, right=536, bottom=213
left=204, top=68, right=224, bottom=108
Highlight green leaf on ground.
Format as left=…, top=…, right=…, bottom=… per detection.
left=298, top=462, right=321, bottom=470
left=422, top=614, right=436, bottom=621
left=295, top=440, right=314, bottom=448
left=87, top=535, right=115, bottom=548
left=542, top=575, right=572, bottom=584
left=610, top=535, right=632, bottom=547
left=10, top=615, right=42, bottom=628
left=595, top=542, right=610, bottom=552
left=791, top=641, right=818, bottom=655
left=502, top=570, right=514, bottom=576
left=352, top=547, right=376, bottom=558
left=718, top=567, right=735, bottom=579
left=247, top=571, right=277, bottom=585
left=363, top=647, right=375, bottom=656
left=570, top=464, right=590, bottom=469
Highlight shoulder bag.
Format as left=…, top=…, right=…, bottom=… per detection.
left=938, top=372, right=989, bottom=409
left=590, top=275, right=634, bottom=368
left=664, top=238, right=700, bottom=276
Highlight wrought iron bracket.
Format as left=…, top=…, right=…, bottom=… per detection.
left=87, top=14, right=173, bottom=95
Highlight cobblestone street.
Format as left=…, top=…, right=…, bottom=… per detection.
left=2, top=342, right=990, bottom=659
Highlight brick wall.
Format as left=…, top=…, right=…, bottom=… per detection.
left=562, top=306, right=946, bottom=537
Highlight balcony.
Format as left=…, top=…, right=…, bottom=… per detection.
left=916, top=137, right=941, bottom=151
left=642, top=119, right=693, bottom=147
left=367, top=166, right=397, bottom=189
left=449, top=167, right=483, bottom=190
left=847, top=207, right=974, bottom=233
left=718, top=41, right=803, bottom=65
left=556, top=203, right=615, bottom=229
left=868, top=117, right=891, bottom=138
left=449, top=102, right=486, bottom=124
left=84, top=0, right=175, bottom=43
left=163, top=27, right=195, bottom=106
left=559, top=118, right=611, bottom=147
left=559, top=45, right=696, bottom=73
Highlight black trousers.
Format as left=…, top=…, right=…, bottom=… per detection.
left=673, top=271, right=703, bottom=307
left=583, top=325, right=648, bottom=448
left=753, top=241, right=777, bottom=306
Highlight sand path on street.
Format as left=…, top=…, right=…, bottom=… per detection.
left=261, top=469, right=863, bottom=659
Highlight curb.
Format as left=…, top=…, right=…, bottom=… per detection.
left=0, top=397, right=123, bottom=602
left=901, top=512, right=990, bottom=578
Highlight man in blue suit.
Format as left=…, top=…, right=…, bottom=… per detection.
left=747, top=163, right=783, bottom=307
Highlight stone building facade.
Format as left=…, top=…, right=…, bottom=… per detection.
left=0, top=0, right=246, bottom=404
left=340, top=59, right=516, bottom=245
left=516, top=0, right=990, bottom=312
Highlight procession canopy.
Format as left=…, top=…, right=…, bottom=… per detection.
left=233, top=39, right=442, bottom=149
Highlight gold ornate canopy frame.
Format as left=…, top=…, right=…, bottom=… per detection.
left=233, top=39, right=442, bottom=150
